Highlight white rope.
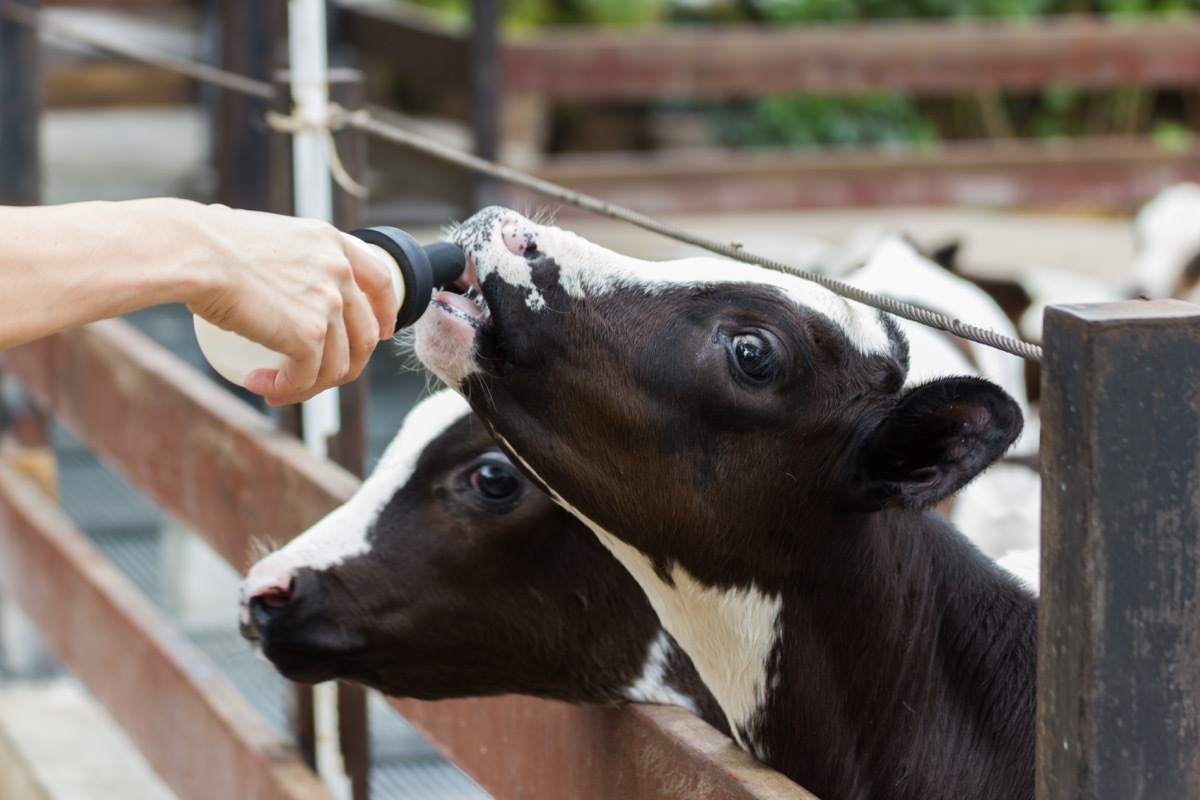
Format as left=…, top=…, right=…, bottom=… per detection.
left=266, top=103, right=371, bottom=199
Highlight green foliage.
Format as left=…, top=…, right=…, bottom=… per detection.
left=403, top=0, right=667, bottom=28
left=710, top=94, right=940, bottom=150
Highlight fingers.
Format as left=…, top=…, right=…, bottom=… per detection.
left=247, top=282, right=379, bottom=406
left=199, top=210, right=401, bottom=405
left=344, top=234, right=400, bottom=341
left=341, top=279, right=380, bottom=383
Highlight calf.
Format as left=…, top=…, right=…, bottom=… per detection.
left=1130, top=182, right=1200, bottom=303
left=238, top=390, right=725, bottom=730
left=413, top=207, right=1037, bottom=800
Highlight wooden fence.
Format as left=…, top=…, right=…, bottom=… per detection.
left=340, top=3, right=1200, bottom=214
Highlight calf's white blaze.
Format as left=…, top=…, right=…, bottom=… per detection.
left=491, top=210, right=896, bottom=358
left=240, top=391, right=470, bottom=612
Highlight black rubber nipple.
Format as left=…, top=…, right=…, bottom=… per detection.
left=350, top=227, right=467, bottom=328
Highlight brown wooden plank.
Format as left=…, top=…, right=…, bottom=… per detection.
left=342, top=8, right=1200, bottom=99
left=45, top=62, right=193, bottom=107
left=503, top=17, right=1200, bottom=99
left=390, top=696, right=812, bottom=800
left=0, top=458, right=330, bottom=800
left=44, top=0, right=195, bottom=9
left=0, top=322, right=359, bottom=574
left=516, top=137, right=1200, bottom=215
left=1038, top=300, right=1200, bottom=800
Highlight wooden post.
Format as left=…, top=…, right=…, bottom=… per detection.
left=216, top=0, right=285, bottom=211
left=1039, top=300, right=1200, bottom=800
left=0, top=0, right=41, bottom=206
left=470, top=0, right=501, bottom=207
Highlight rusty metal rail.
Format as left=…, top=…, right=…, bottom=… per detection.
left=0, top=320, right=809, bottom=800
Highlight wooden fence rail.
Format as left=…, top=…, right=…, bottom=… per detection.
left=0, top=458, right=330, bottom=800
left=340, top=4, right=1200, bottom=214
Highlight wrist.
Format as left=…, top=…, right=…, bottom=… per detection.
left=126, top=198, right=228, bottom=308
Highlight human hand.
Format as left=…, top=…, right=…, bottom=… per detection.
left=181, top=204, right=399, bottom=405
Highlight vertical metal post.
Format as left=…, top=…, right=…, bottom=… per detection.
left=268, top=67, right=317, bottom=774
left=470, top=0, right=501, bottom=208
left=328, top=68, right=371, bottom=800
left=1039, top=300, right=1200, bottom=800
left=217, top=0, right=285, bottom=211
left=0, top=0, right=41, bottom=206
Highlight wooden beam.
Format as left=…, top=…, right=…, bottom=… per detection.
left=514, top=137, right=1200, bottom=215
left=0, top=322, right=359, bottom=574
left=1039, top=300, right=1200, bottom=799
left=0, top=459, right=330, bottom=800
left=44, top=63, right=193, bottom=107
left=503, top=17, right=1200, bottom=99
left=340, top=7, right=1200, bottom=100
left=390, top=696, right=810, bottom=800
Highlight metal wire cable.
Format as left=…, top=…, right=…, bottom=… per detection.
left=346, top=112, right=1044, bottom=362
left=8, top=3, right=1043, bottom=362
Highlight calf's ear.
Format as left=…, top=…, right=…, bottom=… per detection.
left=852, top=377, right=1023, bottom=511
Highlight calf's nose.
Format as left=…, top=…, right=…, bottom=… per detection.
left=238, top=570, right=294, bottom=639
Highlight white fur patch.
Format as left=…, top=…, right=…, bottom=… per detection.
left=593, top=528, right=782, bottom=752
left=623, top=630, right=702, bottom=715
left=239, top=391, right=470, bottom=612
left=469, top=209, right=896, bottom=359
left=1131, top=182, right=1200, bottom=299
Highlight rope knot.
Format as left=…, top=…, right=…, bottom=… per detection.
left=266, top=103, right=372, bottom=198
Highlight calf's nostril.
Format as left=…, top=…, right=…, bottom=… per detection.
left=257, top=583, right=293, bottom=609
left=501, top=222, right=528, bottom=256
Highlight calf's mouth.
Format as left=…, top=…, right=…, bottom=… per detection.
left=432, top=252, right=490, bottom=331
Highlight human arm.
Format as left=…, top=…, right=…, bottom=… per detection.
left=1, top=198, right=398, bottom=404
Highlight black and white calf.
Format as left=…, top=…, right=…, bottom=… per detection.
left=414, top=207, right=1038, bottom=800
left=238, top=390, right=725, bottom=731
left=1131, top=182, right=1200, bottom=303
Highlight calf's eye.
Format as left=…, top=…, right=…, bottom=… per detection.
left=731, top=332, right=780, bottom=384
left=469, top=462, right=523, bottom=506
